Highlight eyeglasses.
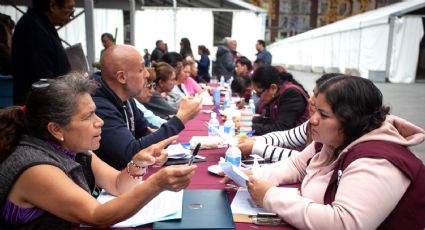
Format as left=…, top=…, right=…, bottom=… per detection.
left=32, top=79, right=50, bottom=89
left=254, top=88, right=266, bottom=97
left=145, top=82, right=156, bottom=89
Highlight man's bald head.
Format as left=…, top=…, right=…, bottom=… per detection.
left=101, top=45, right=140, bottom=81
left=100, top=44, right=147, bottom=101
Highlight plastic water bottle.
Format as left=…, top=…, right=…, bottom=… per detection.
left=213, top=87, right=220, bottom=113
left=223, top=114, right=235, bottom=136
left=222, top=91, right=230, bottom=109
left=249, top=99, right=256, bottom=115
left=220, top=76, right=225, bottom=87
left=225, top=146, right=241, bottom=167
left=208, top=112, right=220, bottom=136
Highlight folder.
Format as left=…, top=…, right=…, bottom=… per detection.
left=153, top=189, right=235, bottom=229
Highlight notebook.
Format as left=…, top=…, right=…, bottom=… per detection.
left=153, top=189, right=235, bottom=229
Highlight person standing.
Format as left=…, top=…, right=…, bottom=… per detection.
left=92, top=33, right=115, bottom=70
left=255, top=39, right=272, bottom=65
left=196, top=45, right=210, bottom=83
left=151, top=40, right=166, bottom=65
left=179, top=37, right=193, bottom=58
left=143, top=48, right=151, bottom=67
left=12, top=0, right=75, bottom=105
left=215, top=37, right=234, bottom=81
left=0, top=13, right=15, bottom=76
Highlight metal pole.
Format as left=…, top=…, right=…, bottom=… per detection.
left=84, top=0, right=95, bottom=74
left=129, top=0, right=136, bottom=45
left=385, top=15, right=396, bottom=82
left=173, top=0, right=177, bottom=51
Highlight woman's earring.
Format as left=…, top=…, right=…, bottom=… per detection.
left=60, top=137, right=64, bottom=141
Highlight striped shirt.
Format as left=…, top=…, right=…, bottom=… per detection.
left=252, top=121, right=309, bottom=162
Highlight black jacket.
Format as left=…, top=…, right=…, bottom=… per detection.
left=12, top=8, right=70, bottom=105
left=92, top=76, right=184, bottom=169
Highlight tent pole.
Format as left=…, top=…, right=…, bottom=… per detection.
left=84, top=0, right=95, bottom=74
left=385, top=15, right=396, bottom=82
left=129, top=0, right=135, bottom=45
left=173, top=0, right=177, bottom=52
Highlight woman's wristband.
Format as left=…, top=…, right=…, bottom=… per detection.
left=127, top=160, right=148, bottom=180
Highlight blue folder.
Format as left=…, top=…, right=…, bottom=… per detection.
left=153, top=189, right=235, bottom=229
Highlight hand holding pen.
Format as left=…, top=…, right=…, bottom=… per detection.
left=188, top=143, right=201, bottom=165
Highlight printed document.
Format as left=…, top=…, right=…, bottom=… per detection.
left=231, top=188, right=267, bottom=215
left=87, top=189, right=183, bottom=227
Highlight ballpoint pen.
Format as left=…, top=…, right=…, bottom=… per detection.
left=188, top=143, right=201, bottom=165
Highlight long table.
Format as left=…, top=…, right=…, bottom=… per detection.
left=76, top=106, right=296, bottom=229
left=152, top=106, right=295, bottom=230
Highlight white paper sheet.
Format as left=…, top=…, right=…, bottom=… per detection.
left=166, top=143, right=191, bottom=159
left=220, top=162, right=249, bottom=187
left=88, top=189, right=183, bottom=227
left=230, top=188, right=267, bottom=215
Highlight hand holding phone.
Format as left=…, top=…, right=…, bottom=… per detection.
left=188, top=143, right=201, bottom=165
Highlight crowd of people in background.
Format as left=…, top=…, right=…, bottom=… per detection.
left=1, top=0, right=425, bottom=229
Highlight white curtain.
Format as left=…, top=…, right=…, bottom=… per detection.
left=135, top=9, right=175, bottom=54
left=93, top=9, right=124, bottom=60
left=0, top=5, right=26, bottom=22
left=389, top=16, right=424, bottom=83
left=135, top=8, right=214, bottom=60
left=358, top=25, right=389, bottom=79
left=176, top=8, right=214, bottom=60
left=232, top=11, right=264, bottom=62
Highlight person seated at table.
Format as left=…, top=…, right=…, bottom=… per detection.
left=0, top=75, right=197, bottom=229
left=144, top=62, right=179, bottom=119
left=185, top=56, right=205, bottom=93
left=237, top=75, right=425, bottom=229
left=134, top=67, right=166, bottom=128
left=230, top=76, right=259, bottom=110
left=170, top=60, right=203, bottom=98
left=234, top=56, right=253, bottom=78
left=251, top=66, right=310, bottom=135
left=238, top=73, right=341, bottom=162
left=93, top=45, right=201, bottom=169
left=160, top=52, right=184, bottom=106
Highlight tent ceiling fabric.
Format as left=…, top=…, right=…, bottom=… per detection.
left=0, top=0, right=257, bottom=11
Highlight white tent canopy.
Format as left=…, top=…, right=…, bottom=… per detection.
left=268, top=0, right=425, bottom=83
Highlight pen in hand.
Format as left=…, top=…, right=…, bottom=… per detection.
left=188, top=143, right=201, bottom=166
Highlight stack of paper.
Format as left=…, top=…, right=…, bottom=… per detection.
left=166, top=144, right=191, bottom=159
left=88, top=190, right=183, bottom=227
left=189, top=136, right=227, bottom=149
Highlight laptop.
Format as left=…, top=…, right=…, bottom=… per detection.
left=153, top=189, right=235, bottom=229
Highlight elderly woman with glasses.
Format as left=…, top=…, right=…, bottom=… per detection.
left=0, top=74, right=197, bottom=228
left=251, top=66, right=310, bottom=135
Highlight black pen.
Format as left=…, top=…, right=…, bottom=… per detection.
left=188, top=143, right=201, bottom=165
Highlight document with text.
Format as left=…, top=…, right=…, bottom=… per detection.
left=84, top=189, right=183, bottom=227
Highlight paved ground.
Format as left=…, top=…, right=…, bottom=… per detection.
left=291, top=70, right=425, bottom=163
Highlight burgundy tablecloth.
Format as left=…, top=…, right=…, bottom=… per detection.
left=75, top=106, right=295, bottom=229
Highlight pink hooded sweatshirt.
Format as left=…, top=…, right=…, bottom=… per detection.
left=257, top=115, right=425, bottom=229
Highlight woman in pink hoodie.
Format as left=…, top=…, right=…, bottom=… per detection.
left=244, top=75, right=425, bottom=229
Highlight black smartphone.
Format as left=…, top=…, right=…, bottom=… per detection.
left=188, top=143, right=201, bottom=165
